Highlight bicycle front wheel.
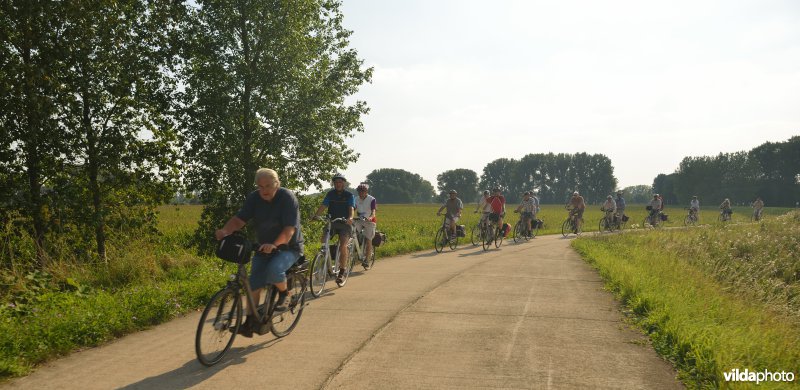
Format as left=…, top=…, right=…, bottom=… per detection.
left=196, top=288, right=241, bottom=366
left=470, top=224, right=481, bottom=246
left=482, top=225, right=492, bottom=251
left=561, top=219, right=571, bottom=237
left=434, top=227, right=446, bottom=253
left=270, top=273, right=306, bottom=337
left=449, top=233, right=458, bottom=250
left=494, top=227, right=504, bottom=248
left=309, top=251, right=328, bottom=298
left=368, top=248, right=376, bottom=269
left=513, top=221, right=522, bottom=243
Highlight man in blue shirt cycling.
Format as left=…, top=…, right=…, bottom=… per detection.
left=313, top=173, right=355, bottom=285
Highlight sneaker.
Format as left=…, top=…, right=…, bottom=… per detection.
left=361, top=261, right=370, bottom=270
left=273, top=291, right=289, bottom=313
left=336, top=270, right=345, bottom=285
left=236, top=317, right=254, bottom=338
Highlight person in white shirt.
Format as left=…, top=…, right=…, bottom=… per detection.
left=354, top=183, right=377, bottom=269
left=474, top=190, right=491, bottom=227
left=689, top=196, right=700, bottom=219
left=601, top=195, right=616, bottom=224
left=514, top=192, right=537, bottom=235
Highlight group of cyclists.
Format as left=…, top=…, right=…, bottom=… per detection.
left=214, top=167, right=771, bottom=337
left=215, top=170, right=379, bottom=337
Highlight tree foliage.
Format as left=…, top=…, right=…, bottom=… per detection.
left=179, top=0, right=372, bottom=251
left=436, top=169, right=478, bottom=202
left=655, top=137, right=800, bottom=206
left=480, top=153, right=617, bottom=204
left=620, top=185, right=652, bottom=204
left=366, top=169, right=435, bottom=204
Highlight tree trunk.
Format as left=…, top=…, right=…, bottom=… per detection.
left=83, top=92, right=106, bottom=262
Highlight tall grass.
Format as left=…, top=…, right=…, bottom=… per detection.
left=572, top=211, right=800, bottom=389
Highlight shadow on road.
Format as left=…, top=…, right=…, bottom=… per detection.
left=118, top=338, right=282, bottom=390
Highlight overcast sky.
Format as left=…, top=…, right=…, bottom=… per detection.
left=336, top=0, right=800, bottom=190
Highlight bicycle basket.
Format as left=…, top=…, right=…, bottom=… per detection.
left=621, top=215, right=629, bottom=222
left=645, top=205, right=652, bottom=211
left=536, top=219, right=544, bottom=229
left=660, top=213, right=669, bottom=221
left=216, top=234, right=252, bottom=264
left=372, top=231, right=387, bottom=247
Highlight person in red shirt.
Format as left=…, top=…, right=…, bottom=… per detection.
left=486, top=187, right=506, bottom=231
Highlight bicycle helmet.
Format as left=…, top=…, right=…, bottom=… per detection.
left=448, top=189, right=457, bottom=194
left=332, top=173, right=346, bottom=182
left=356, top=183, right=369, bottom=191
left=607, top=195, right=613, bottom=199
left=573, top=191, right=579, bottom=196
left=483, top=190, right=490, bottom=195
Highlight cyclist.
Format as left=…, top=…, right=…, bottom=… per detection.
left=647, top=194, right=662, bottom=225
left=215, top=168, right=304, bottom=337
left=719, top=198, right=732, bottom=221
left=437, top=190, right=463, bottom=240
left=474, top=190, right=492, bottom=227
left=689, top=195, right=700, bottom=220
left=566, top=191, right=585, bottom=232
left=601, top=195, right=616, bottom=225
left=354, top=183, right=377, bottom=269
left=486, top=187, right=507, bottom=234
left=313, top=173, right=355, bottom=285
left=514, top=191, right=536, bottom=235
left=614, top=191, right=626, bottom=223
left=752, top=197, right=764, bottom=221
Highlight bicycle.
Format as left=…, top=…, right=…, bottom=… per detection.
left=309, top=216, right=353, bottom=298
left=434, top=215, right=459, bottom=253
left=643, top=209, right=662, bottom=228
left=718, top=209, right=732, bottom=223
left=512, top=211, right=536, bottom=243
left=349, top=217, right=374, bottom=272
left=598, top=209, right=615, bottom=233
left=751, top=209, right=763, bottom=222
left=561, top=206, right=582, bottom=237
left=684, top=207, right=699, bottom=226
left=471, top=212, right=489, bottom=246
left=196, top=242, right=307, bottom=366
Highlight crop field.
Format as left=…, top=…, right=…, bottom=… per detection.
left=156, top=203, right=796, bottom=259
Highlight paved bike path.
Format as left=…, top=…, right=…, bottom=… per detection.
left=8, top=234, right=681, bottom=389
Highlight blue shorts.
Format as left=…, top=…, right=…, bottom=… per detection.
left=249, top=250, right=301, bottom=290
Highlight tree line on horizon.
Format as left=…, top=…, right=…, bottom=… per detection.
left=652, top=137, right=800, bottom=207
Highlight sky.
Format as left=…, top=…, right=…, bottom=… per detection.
left=335, top=0, right=800, bottom=190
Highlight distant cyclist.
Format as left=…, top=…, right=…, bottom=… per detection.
left=614, top=191, right=626, bottom=222
left=514, top=191, right=536, bottom=235
left=437, top=190, right=463, bottom=239
left=689, top=195, right=700, bottom=219
left=647, top=194, right=662, bottom=225
left=313, top=173, right=355, bottom=285
left=719, top=198, right=732, bottom=221
left=751, top=197, right=764, bottom=221
left=486, top=188, right=507, bottom=232
left=567, top=191, right=586, bottom=231
left=354, top=183, right=377, bottom=269
left=601, top=195, right=616, bottom=225
left=474, top=190, right=492, bottom=227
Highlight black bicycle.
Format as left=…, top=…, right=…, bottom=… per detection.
left=684, top=207, right=699, bottom=226
left=561, top=206, right=581, bottom=237
left=512, top=211, right=536, bottom=242
left=195, top=242, right=308, bottom=366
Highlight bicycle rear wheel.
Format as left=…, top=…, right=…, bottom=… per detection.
left=530, top=221, right=538, bottom=239
left=513, top=221, right=522, bottom=243
left=196, top=288, right=241, bottom=366
left=309, top=251, right=328, bottom=298
left=434, top=227, right=446, bottom=253
left=368, top=248, right=376, bottom=269
left=494, top=227, right=504, bottom=248
left=270, top=273, right=306, bottom=337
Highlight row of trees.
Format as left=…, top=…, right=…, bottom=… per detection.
left=356, top=152, right=619, bottom=205
left=653, top=137, right=800, bottom=207
left=2, top=0, right=371, bottom=267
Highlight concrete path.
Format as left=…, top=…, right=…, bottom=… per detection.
left=7, top=234, right=681, bottom=389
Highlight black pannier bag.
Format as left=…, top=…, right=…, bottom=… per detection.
left=646, top=205, right=653, bottom=211
left=660, top=213, right=669, bottom=221
left=216, top=234, right=252, bottom=264
left=372, top=231, right=388, bottom=247
left=535, top=219, right=544, bottom=229
left=456, top=225, right=466, bottom=237
left=621, top=215, right=629, bottom=222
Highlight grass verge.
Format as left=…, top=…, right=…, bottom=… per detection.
left=571, top=211, right=800, bottom=389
